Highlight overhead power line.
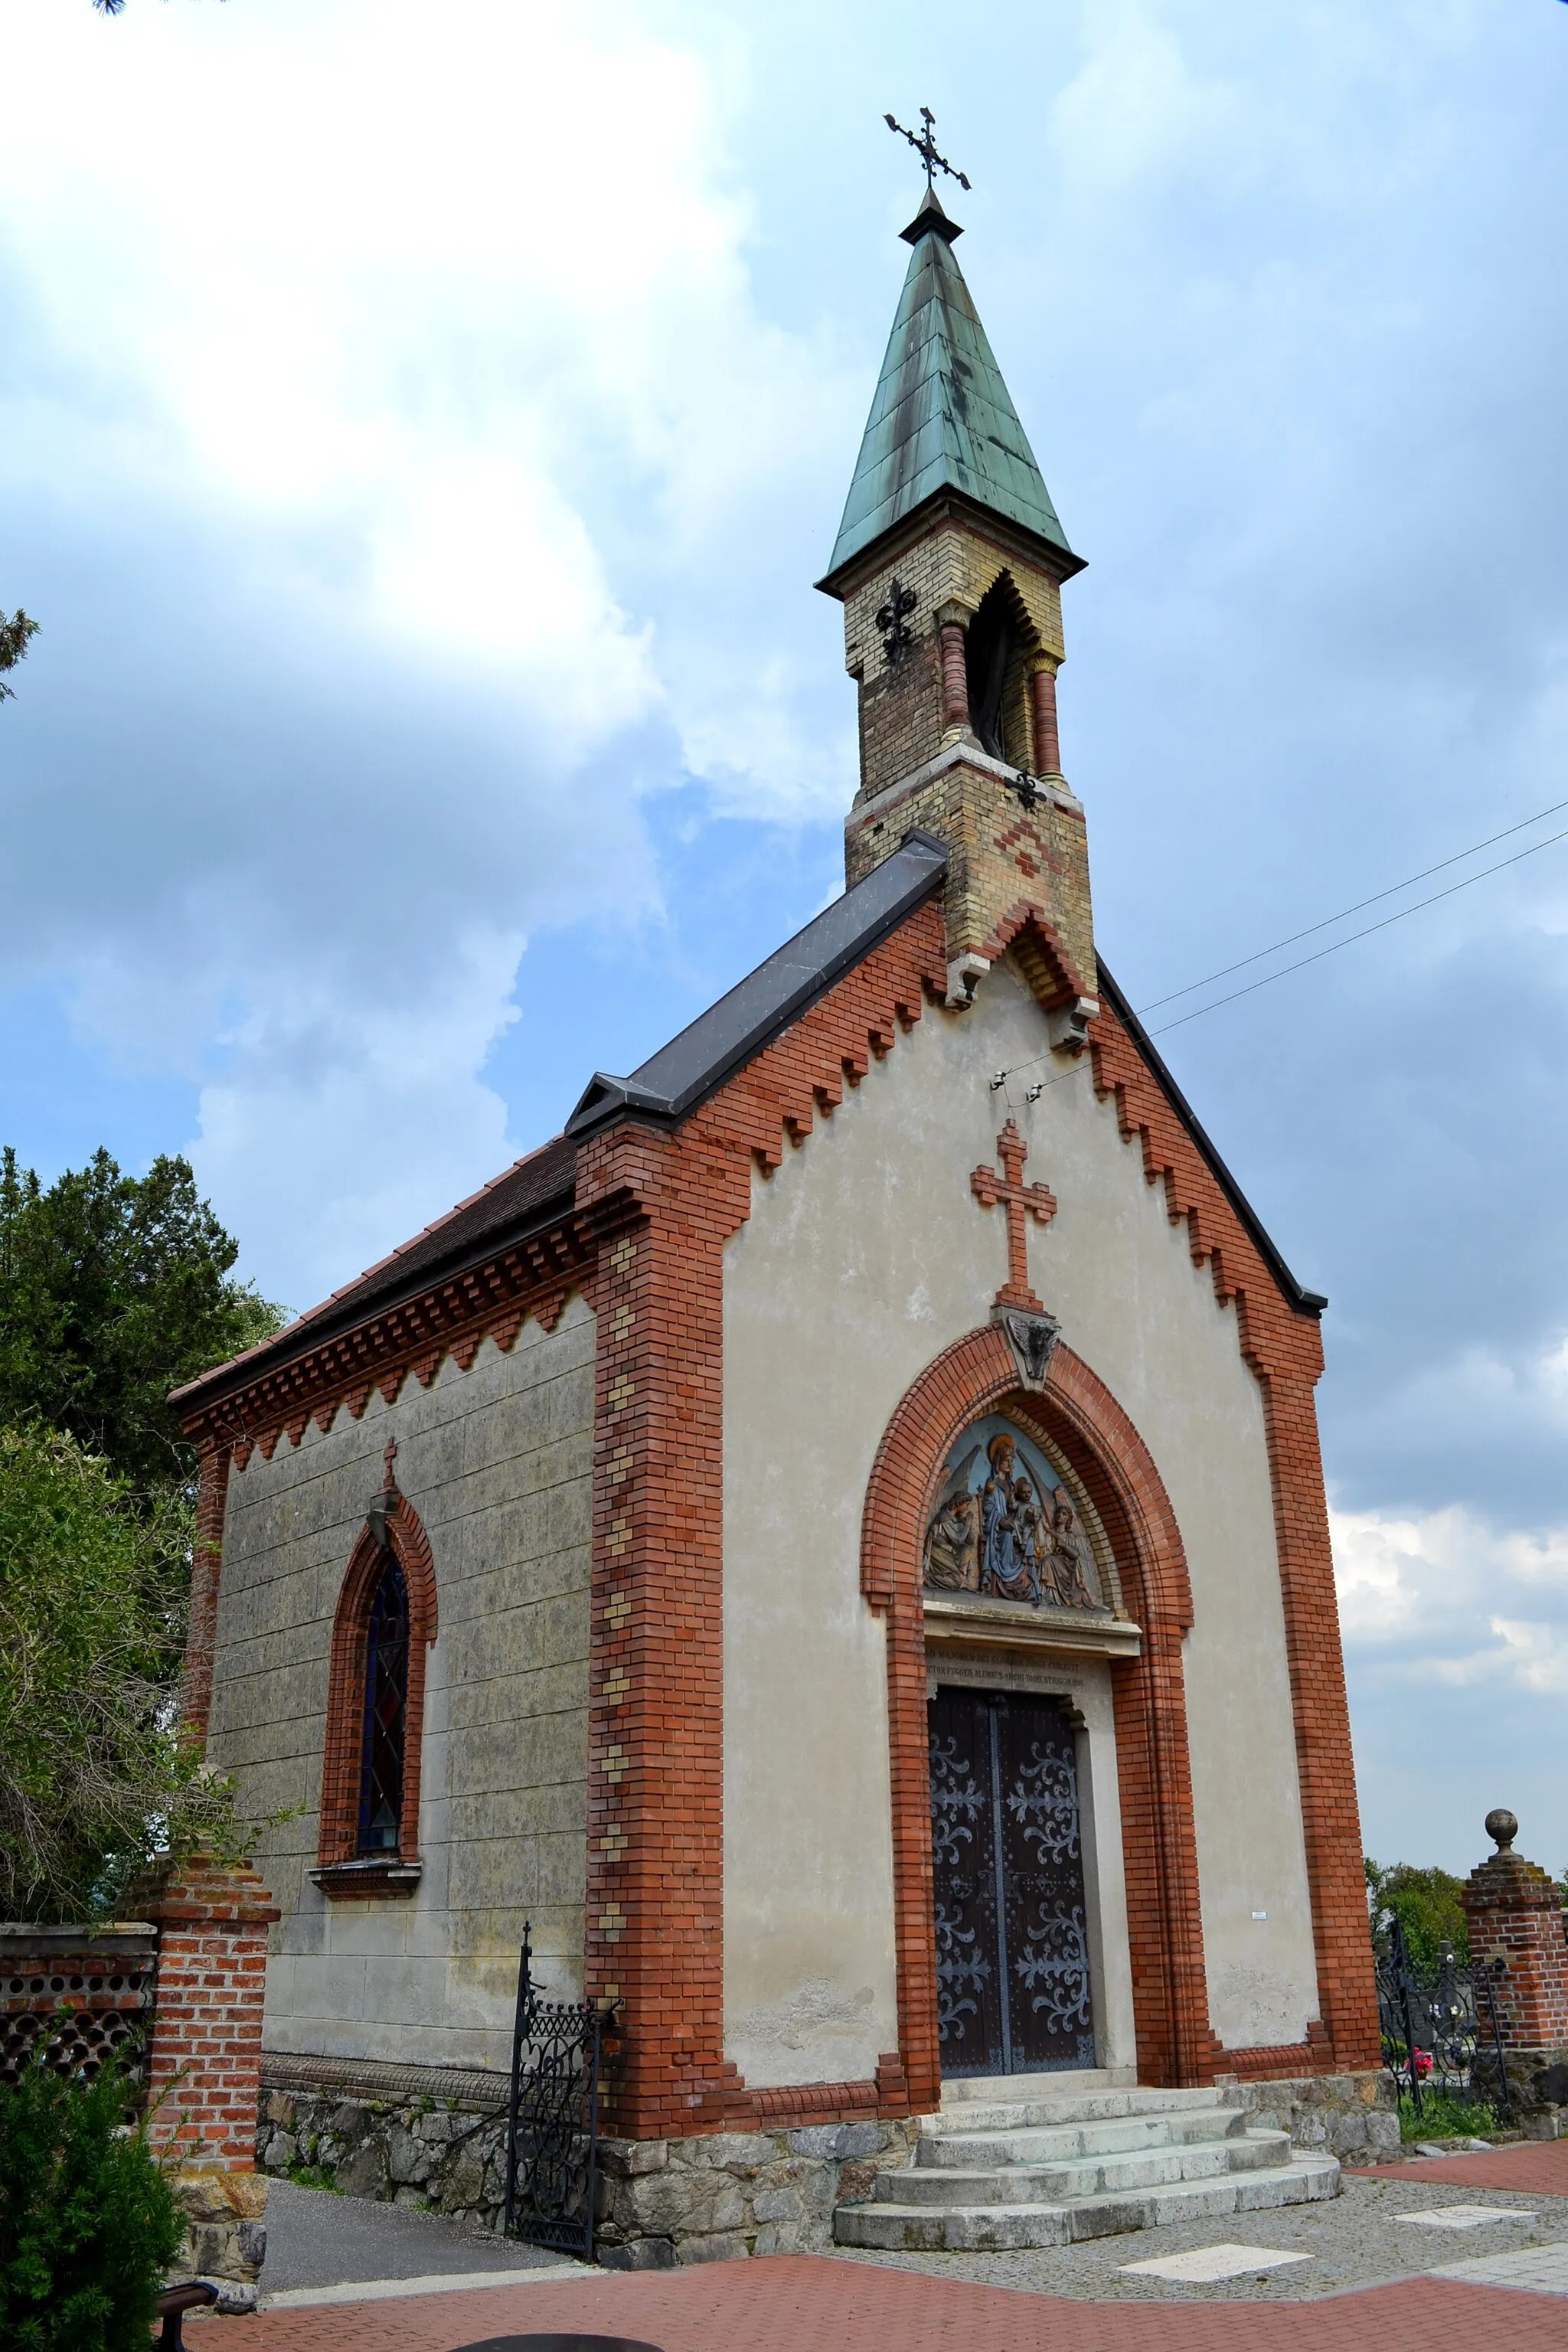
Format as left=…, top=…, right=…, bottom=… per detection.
left=991, top=792, right=1568, bottom=1094
left=1147, top=818, right=1568, bottom=1037
left=1138, top=793, right=1568, bottom=1013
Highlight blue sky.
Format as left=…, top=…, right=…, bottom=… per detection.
left=4, top=0, right=1568, bottom=1876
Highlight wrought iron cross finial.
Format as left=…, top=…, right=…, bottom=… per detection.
left=884, top=105, right=971, bottom=196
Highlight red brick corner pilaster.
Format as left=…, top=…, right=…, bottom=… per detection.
left=861, top=1324, right=1223, bottom=2106
left=142, top=1857, right=279, bottom=2168
left=577, top=898, right=949, bottom=2142
left=181, top=1443, right=231, bottom=1743
left=317, top=1491, right=438, bottom=1875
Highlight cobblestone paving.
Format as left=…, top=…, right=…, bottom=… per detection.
left=829, top=2169, right=1568, bottom=2300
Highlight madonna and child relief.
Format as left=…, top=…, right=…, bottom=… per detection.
left=923, top=1414, right=1104, bottom=1612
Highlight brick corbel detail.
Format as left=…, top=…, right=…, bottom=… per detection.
left=577, top=901, right=949, bottom=2144
left=977, top=899, right=1095, bottom=1013
left=142, top=1856, right=280, bottom=2169
left=179, top=1261, right=587, bottom=1468
left=317, top=1493, right=438, bottom=1876
left=861, top=1323, right=1221, bottom=2105
left=1087, top=1000, right=1380, bottom=2073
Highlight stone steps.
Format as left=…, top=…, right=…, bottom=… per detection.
left=919, top=2107, right=1252, bottom=2167
left=882, top=2128, right=1292, bottom=2206
left=833, top=2152, right=1341, bottom=2251
left=832, top=2083, right=1341, bottom=2253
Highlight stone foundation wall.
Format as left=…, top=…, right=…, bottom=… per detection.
left=1222, top=2070, right=1399, bottom=2161
left=258, top=2089, right=511, bottom=2227
left=595, top=2121, right=919, bottom=2269
left=257, top=2076, right=1395, bottom=2267
left=256, top=2090, right=918, bottom=2264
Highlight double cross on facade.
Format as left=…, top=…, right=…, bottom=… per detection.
left=972, top=1119, right=1057, bottom=1312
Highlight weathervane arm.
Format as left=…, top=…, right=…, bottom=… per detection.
left=884, top=106, right=972, bottom=194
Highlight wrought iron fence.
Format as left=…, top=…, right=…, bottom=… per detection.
left=501, top=1924, right=618, bottom=2261
left=1374, top=1915, right=1513, bottom=2122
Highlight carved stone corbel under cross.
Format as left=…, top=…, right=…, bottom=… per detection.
left=995, top=1305, right=1061, bottom=1391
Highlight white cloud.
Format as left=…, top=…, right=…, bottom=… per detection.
left=0, top=0, right=863, bottom=1296
left=1332, top=1497, right=1568, bottom=1688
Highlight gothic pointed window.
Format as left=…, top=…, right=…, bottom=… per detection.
left=358, top=1553, right=410, bottom=1854
left=315, top=1482, right=437, bottom=1894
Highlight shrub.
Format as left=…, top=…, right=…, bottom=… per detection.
left=0, top=1425, right=260, bottom=1920
left=0, top=2053, right=185, bottom=2352
left=1366, top=1857, right=1470, bottom=1971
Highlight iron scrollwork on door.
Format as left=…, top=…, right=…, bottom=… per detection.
left=503, top=1925, right=619, bottom=2260
left=928, top=1689, right=1096, bottom=2076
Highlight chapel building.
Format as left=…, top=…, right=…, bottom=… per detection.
left=176, top=181, right=1380, bottom=2197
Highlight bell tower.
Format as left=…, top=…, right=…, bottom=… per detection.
left=818, top=152, right=1097, bottom=1028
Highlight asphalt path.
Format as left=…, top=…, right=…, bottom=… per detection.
left=259, top=2179, right=565, bottom=2292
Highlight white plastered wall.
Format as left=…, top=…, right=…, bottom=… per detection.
left=206, top=1294, right=595, bottom=2077
left=720, top=957, right=1321, bottom=2079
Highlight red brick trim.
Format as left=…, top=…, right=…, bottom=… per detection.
left=181, top=1442, right=230, bottom=1743
left=178, top=1264, right=586, bottom=1465
left=977, top=900, right=1093, bottom=1011
left=577, top=902, right=950, bottom=2145
left=316, top=1491, right=438, bottom=1877
left=861, top=1324, right=1220, bottom=2107
left=1215, top=2026, right=1342, bottom=2081
left=1088, top=999, right=1380, bottom=2073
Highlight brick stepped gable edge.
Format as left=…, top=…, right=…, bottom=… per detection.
left=834, top=2083, right=1341, bottom=2251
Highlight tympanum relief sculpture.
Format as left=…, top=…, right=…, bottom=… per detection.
left=924, top=1416, right=1103, bottom=1611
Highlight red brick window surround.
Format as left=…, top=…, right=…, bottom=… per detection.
left=313, top=1490, right=437, bottom=1900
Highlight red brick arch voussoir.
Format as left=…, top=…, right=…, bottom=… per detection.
left=318, top=1493, right=439, bottom=1873
left=861, top=1322, right=1221, bottom=2112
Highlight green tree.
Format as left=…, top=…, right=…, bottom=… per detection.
left=1366, top=1857, right=1471, bottom=1972
left=0, top=611, right=38, bottom=705
left=0, top=1148, right=284, bottom=1492
left=0, top=1424, right=258, bottom=1921
left=0, top=2053, right=185, bottom=2352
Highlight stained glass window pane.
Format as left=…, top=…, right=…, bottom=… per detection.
left=358, top=1556, right=409, bottom=1855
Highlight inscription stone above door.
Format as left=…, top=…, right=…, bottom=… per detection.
left=927, top=1687, right=1096, bottom=2077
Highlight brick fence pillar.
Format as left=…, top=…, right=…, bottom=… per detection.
left=142, top=1857, right=279, bottom=2287
left=1462, top=1808, right=1568, bottom=2135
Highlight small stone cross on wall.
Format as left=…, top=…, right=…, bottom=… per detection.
left=971, top=1119, right=1057, bottom=1312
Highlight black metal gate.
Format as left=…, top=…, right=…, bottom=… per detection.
left=928, top=1687, right=1096, bottom=2077
left=1374, top=1916, right=1514, bottom=2122
left=502, top=1926, right=617, bottom=2260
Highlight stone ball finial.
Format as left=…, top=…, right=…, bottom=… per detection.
left=1485, top=1808, right=1519, bottom=1854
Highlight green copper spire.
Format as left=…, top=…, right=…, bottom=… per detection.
left=822, top=191, right=1079, bottom=584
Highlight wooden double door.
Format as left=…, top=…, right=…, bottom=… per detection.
left=927, top=1687, right=1096, bottom=2077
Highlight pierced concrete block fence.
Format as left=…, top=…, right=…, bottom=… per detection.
left=0, top=1857, right=277, bottom=2293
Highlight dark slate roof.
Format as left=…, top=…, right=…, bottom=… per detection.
left=175, top=828, right=1325, bottom=1413
left=1093, top=964, right=1327, bottom=1317
left=172, top=832, right=950, bottom=1411
left=822, top=198, right=1079, bottom=585
left=566, top=829, right=949, bottom=1135
left=168, top=1132, right=578, bottom=1408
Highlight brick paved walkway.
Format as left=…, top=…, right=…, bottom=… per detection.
left=1351, top=2140, right=1568, bottom=2195
left=193, top=2253, right=1565, bottom=2350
